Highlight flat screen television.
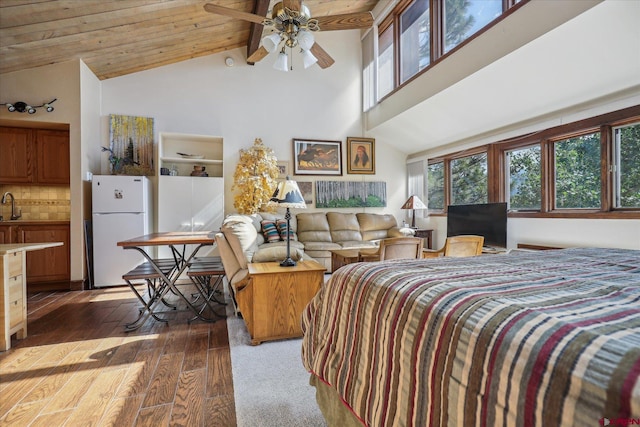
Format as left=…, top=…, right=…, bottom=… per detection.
left=447, top=202, right=508, bottom=248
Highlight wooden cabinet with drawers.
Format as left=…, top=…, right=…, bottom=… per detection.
left=0, top=249, right=27, bottom=351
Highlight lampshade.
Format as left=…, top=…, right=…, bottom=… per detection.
left=401, top=195, right=427, bottom=210
left=273, top=49, right=289, bottom=72
left=270, top=176, right=306, bottom=209
left=262, top=33, right=282, bottom=53
left=302, top=49, right=318, bottom=69
left=297, top=30, right=315, bottom=51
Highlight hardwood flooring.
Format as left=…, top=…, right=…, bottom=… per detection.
left=0, top=285, right=237, bottom=426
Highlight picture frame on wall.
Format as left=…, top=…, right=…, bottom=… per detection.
left=276, top=161, right=289, bottom=179
left=293, top=138, right=342, bottom=176
left=346, top=137, right=375, bottom=174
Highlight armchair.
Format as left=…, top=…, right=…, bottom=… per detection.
left=422, top=235, right=484, bottom=258
left=359, top=237, right=424, bottom=262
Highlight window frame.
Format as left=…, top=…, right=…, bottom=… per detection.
left=425, top=105, right=640, bottom=219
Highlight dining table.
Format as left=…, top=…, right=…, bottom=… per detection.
left=117, top=231, right=221, bottom=330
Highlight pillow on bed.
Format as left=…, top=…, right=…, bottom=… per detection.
left=276, top=219, right=297, bottom=241
left=261, top=220, right=281, bottom=243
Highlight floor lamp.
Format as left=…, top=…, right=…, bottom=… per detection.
left=269, top=176, right=307, bottom=267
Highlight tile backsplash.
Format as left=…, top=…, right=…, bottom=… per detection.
left=0, top=184, right=71, bottom=221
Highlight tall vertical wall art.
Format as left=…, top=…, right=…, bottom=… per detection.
left=108, top=114, right=155, bottom=175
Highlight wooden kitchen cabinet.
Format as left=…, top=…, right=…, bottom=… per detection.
left=0, top=222, right=70, bottom=289
left=0, top=126, right=70, bottom=185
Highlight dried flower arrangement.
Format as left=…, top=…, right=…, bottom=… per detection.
left=232, top=138, right=280, bottom=214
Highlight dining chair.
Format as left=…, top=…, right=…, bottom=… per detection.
left=359, top=237, right=424, bottom=262
left=423, top=235, right=484, bottom=258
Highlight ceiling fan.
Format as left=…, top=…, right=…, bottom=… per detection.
left=203, top=1, right=374, bottom=70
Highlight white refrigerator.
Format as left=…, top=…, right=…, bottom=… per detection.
left=92, top=175, right=152, bottom=287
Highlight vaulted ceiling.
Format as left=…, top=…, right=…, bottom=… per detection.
left=0, top=0, right=377, bottom=80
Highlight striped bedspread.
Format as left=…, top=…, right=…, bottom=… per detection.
left=301, top=248, right=640, bottom=426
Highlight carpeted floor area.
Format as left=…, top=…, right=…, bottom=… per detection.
left=225, top=286, right=326, bottom=427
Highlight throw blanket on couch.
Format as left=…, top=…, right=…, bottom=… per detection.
left=302, top=248, right=640, bottom=427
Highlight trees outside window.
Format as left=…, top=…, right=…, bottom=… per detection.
left=614, top=123, right=640, bottom=208
left=444, top=0, right=502, bottom=53
left=451, top=152, right=487, bottom=205
left=506, top=145, right=540, bottom=210
left=400, top=0, right=430, bottom=83
left=554, top=132, right=601, bottom=209
left=427, top=162, right=445, bottom=211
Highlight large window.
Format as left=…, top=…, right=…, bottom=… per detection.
left=614, top=123, right=640, bottom=208
left=506, top=145, right=540, bottom=210
left=444, top=0, right=502, bottom=53
left=553, top=132, right=601, bottom=209
left=450, top=152, right=487, bottom=205
left=427, top=162, right=444, bottom=211
left=400, top=0, right=430, bottom=83
left=378, top=24, right=395, bottom=99
left=421, top=106, right=639, bottom=218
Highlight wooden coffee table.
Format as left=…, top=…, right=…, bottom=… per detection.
left=243, top=259, right=325, bottom=345
left=330, top=248, right=378, bottom=273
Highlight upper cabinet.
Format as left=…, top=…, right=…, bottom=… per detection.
left=158, top=132, right=223, bottom=178
left=0, top=127, right=70, bottom=185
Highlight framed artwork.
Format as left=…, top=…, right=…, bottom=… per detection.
left=276, top=161, right=289, bottom=179
left=315, top=181, right=386, bottom=208
left=296, top=181, right=314, bottom=206
left=108, top=114, right=155, bottom=175
left=346, top=137, right=375, bottom=174
left=293, top=138, right=342, bottom=176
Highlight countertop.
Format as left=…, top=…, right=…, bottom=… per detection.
left=0, top=220, right=70, bottom=225
left=0, top=242, right=64, bottom=255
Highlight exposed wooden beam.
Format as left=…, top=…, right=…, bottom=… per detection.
left=247, top=0, right=270, bottom=65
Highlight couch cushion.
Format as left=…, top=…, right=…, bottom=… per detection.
left=357, top=213, right=398, bottom=241
left=221, top=215, right=260, bottom=269
left=261, top=220, right=281, bottom=243
left=252, top=246, right=305, bottom=263
left=327, top=212, right=363, bottom=243
left=296, top=212, right=332, bottom=243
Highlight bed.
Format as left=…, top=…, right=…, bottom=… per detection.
left=301, top=248, right=640, bottom=426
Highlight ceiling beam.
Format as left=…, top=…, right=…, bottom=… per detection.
left=247, top=0, right=270, bottom=65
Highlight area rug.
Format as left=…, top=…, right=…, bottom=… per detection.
left=225, top=287, right=326, bottom=427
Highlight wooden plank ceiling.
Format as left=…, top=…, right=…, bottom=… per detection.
left=0, top=0, right=377, bottom=80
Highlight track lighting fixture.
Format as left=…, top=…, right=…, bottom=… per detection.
left=2, top=98, right=57, bottom=114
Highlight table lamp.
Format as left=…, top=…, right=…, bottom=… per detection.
left=269, top=176, right=307, bottom=266
left=401, top=195, right=427, bottom=228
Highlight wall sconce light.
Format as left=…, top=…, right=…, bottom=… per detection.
left=2, top=98, right=57, bottom=114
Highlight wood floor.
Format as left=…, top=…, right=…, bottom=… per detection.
left=0, top=284, right=237, bottom=426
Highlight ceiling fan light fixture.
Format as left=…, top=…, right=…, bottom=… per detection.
left=273, top=49, right=289, bottom=72
left=262, top=33, right=282, bottom=53
left=302, top=49, right=318, bottom=69
left=297, top=30, right=315, bottom=51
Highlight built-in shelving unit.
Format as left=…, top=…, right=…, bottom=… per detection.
left=158, top=132, right=223, bottom=177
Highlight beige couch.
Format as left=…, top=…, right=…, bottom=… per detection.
left=215, top=211, right=413, bottom=298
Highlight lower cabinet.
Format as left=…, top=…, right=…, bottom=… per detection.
left=0, top=222, right=70, bottom=289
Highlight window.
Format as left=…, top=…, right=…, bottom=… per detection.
left=427, top=162, right=444, bottom=211
left=378, top=23, right=395, bottom=99
left=451, top=152, right=487, bottom=205
left=553, top=132, right=601, bottom=209
left=613, top=123, right=640, bottom=208
left=506, top=145, right=541, bottom=210
left=400, top=0, right=430, bottom=83
left=444, top=0, right=502, bottom=53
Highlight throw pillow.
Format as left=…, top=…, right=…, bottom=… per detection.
left=276, top=219, right=297, bottom=241
left=261, top=220, right=281, bottom=243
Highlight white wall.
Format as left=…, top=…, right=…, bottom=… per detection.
left=100, top=30, right=409, bottom=219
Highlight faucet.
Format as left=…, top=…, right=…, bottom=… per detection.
left=1, top=192, right=21, bottom=220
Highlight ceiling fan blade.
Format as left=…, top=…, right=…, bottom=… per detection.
left=310, top=43, right=335, bottom=69
left=316, top=11, right=374, bottom=31
left=203, top=3, right=266, bottom=25
left=247, top=46, right=270, bottom=63
left=282, top=0, right=301, bottom=11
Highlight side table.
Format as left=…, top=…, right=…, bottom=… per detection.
left=243, top=259, right=325, bottom=345
left=413, top=229, right=433, bottom=250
